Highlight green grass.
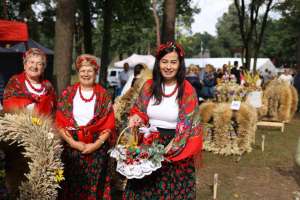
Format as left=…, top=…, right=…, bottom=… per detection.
left=197, top=114, right=300, bottom=200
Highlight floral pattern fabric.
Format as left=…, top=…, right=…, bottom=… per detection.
left=124, top=133, right=196, bottom=200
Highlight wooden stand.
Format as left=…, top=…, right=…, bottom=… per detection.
left=256, top=121, right=285, bottom=133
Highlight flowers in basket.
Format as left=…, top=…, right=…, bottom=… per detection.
left=109, top=126, right=165, bottom=179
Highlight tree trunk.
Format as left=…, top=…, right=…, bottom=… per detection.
left=53, top=0, right=76, bottom=93
left=81, top=0, right=93, bottom=54
left=2, top=0, right=8, bottom=19
left=151, top=0, right=161, bottom=48
left=99, top=0, right=113, bottom=86
left=161, top=0, right=176, bottom=43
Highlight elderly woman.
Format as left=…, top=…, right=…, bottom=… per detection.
left=1, top=48, right=56, bottom=198
left=124, top=42, right=202, bottom=199
left=3, top=48, right=56, bottom=115
left=55, top=54, right=115, bottom=200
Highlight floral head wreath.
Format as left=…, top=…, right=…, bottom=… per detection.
left=156, top=41, right=185, bottom=59
left=75, top=54, right=100, bottom=71
left=23, top=48, right=47, bottom=66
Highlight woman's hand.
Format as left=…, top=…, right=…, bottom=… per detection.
left=81, top=129, right=110, bottom=154
left=82, top=143, right=98, bottom=154
left=164, top=139, right=174, bottom=154
left=70, top=140, right=86, bottom=152
left=129, top=114, right=142, bottom=127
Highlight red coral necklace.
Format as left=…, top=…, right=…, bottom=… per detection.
left=25, top=77, right=44, bottom=93
left=161, top=83, right=178, bottom=97
left=79, top=86, right=95, bottom=102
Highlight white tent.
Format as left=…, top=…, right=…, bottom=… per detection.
left=184, top=58, right=277, bottom=73
left=114, top=54, right=155, bottom=69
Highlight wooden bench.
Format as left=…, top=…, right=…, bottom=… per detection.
left=256, top=121, right=285, bottom=133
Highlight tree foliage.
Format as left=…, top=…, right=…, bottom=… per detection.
left=234, top=0, right=274, bottom=71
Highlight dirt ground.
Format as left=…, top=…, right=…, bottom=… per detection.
left=196, top=114, right=300, bottom=200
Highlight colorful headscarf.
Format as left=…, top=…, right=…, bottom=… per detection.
left=75, top=54, right=100, bottom=71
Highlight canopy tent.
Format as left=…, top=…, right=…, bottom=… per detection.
left=114, top=54, right=155, bottom=70
left=0, top=39, right=53, bottom=54
left=185, top=58, right=277, bottom=73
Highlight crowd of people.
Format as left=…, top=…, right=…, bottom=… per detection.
left=185, top=61, right=300, bottom=105
left=0, top=42, right=202, bottom=200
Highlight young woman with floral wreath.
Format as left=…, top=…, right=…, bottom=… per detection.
left=55, top=54, right=115, bottom=200
left=123, top=42, right=203, bottom=199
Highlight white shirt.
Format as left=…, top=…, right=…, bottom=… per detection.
left=147, top=84, right=179, bottom=129
left=73, top=88, right=96, bottom=126
left=25, top=80, right=46, bottom=110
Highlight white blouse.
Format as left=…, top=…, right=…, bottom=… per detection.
left=147, top=84, right=179, bottom=129
left=73, top=88, right=96, bottom=126
left=25, top=80, right=46, bottom=110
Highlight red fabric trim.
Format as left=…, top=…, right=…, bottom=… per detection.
left=3, top=97, right=31, bottom=112
left=168, top=133, right=203, bottom=162
left=0, top=20, right=29, bottom=42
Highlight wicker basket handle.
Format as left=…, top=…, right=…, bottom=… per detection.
left=115, top=126, right=130, bottom=147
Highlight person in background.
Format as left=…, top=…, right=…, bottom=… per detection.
left=131, top=64, right=145, bottom=87
left=231, top=61, right=241, bottom=84
left=117, top=62, right=130, bottom=96
left=293, top=69, right=300, bottom=112
left=124, top=41, right=202, bottom=199
left=186, top=64, right=202, bottom=101
left=216, top=66, right=224, bottom=84
left=278, top=69, right=293, bottom=85
left=0, top=70, right=4, bottom=106
left=3, top=48, right=56, bottom=116
left=55, top=54, right=115, bottom=200
left=202, top=64, right=216, bottom=99
left=198, top=65, right=205, bottom=85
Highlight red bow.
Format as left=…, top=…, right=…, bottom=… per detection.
left=143, top=131, right=160, bottom=145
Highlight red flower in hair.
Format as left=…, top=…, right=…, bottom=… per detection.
left=156, top=41, right=185, bottom=58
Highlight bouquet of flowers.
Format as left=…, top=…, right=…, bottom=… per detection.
left=109, top=126, right=165, bottom=179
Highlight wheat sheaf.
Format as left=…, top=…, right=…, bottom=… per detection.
left=0, top=111, right=63, bottom=200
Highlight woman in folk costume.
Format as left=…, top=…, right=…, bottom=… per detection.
left=3, top=48, right=56, bottom=115
left=123, top=42, right=203, bottom=199
left=55, top=54, right=116, bottom=200
left=2, top=48, right=56, bottom=198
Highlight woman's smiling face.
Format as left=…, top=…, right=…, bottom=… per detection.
left=159, top=51, right=179, bottom=83
left=78, top=65, right=96, bottom=87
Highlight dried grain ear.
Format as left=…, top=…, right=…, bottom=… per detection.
left=199, top=101, right=216, bottom=123
left=260, top=79, right=298, bottom=122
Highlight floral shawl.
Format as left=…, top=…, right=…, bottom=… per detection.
left=3, top=72, right=56, bottom=116
left=55, top=83, right=116, bottom=145
left=130, top=79, right=203, bottom=158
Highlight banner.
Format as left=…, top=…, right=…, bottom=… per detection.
left=0, top=20, right=28, bottom=42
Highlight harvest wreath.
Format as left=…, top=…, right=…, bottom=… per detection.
left=0, top=112, right=64, bottom=200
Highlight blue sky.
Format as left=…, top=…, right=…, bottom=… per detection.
left=191, top=0, right=281, bottom=36
left=191, top=0, right=232, bottom=36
